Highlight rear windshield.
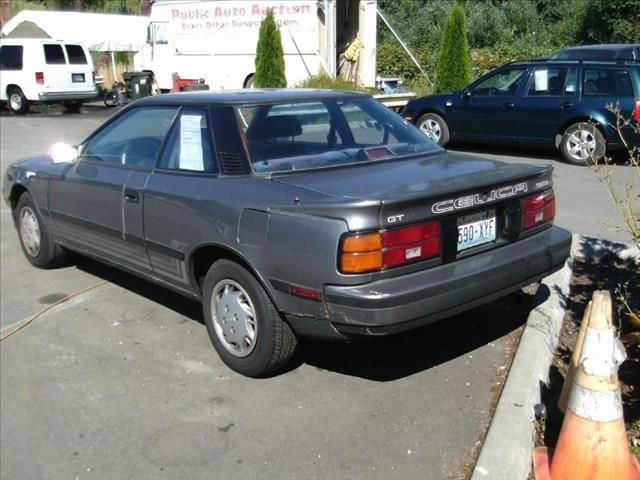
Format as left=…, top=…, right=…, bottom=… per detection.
left=43, top=44, right=66, bottom=64
left=236, top=97, right=441, bottom=174
left=0, top=45, right=23, bottom=70
left=65, top=44, right=87, bottom=65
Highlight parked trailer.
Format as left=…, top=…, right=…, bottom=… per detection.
left=135, top=0, right=377, bottom=91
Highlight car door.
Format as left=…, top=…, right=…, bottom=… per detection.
left=48, top=106, right=178, bottom=274
left=451, top=66, right=528, bottom=140
left=143, top=106, right=220, bottom=288
left=514, top=66, right=578, bottom=144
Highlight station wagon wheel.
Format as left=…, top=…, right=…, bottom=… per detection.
left=15, top=192, right=66, bottom=268
left=416, top=113, right=450, bottom=146
left=8, top=87, right=29, bottom=115
left=560, top=122, right=606, bottom=166
left=202, top=259, right=297, bottom=377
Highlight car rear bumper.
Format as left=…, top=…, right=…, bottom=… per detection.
left=37, top=89, right=98, bottom=101
left=324, top=225, right=571, bottom=335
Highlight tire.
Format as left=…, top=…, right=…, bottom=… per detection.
left=202, top=259, right=297, bottom=377
left=243, top=74, right=255, bottom=89
left=104, top=91, right=117, bottom=107
left=560, top=122, right=606, bottom=166
left=7, top=87, right=29, bottom=115
left=416, top=112, right=450, bottom=146
left=15, top=192, right=66, bottom=268
left=64, top=100, right=82, bottom=113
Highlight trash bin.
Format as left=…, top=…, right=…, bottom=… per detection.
left=122, top=71, right=153, bottom=100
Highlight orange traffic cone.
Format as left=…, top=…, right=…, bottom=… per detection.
left=533, top=290, right=640, bottom=480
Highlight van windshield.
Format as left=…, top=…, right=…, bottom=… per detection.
left=236, top=97, right=441, bottom=174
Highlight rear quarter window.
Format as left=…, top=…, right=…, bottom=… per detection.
left=583, top=69, right=635, bottom=96
left=43, top=44, right=66, bottom=65
left=64, top=45, right=87, bottom=65
left=0, top=45, right=23, bottom=70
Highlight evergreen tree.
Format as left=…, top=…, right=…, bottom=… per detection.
left=254, top=9, right=286, bottom=88
left=434, top=3, right=471, bottom=93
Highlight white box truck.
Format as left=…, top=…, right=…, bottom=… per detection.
left=135, top=0, right=377, bottom=91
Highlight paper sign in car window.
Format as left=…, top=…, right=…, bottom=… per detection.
left=179, top=114, right=204, bottom=171
left=534, top=69, right=549, bottom=91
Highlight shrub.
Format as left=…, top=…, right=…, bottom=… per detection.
left=434, top=3, right=471, bottom=93
left=254, top=9, right=286, bottom=88
left=297, top=73, right=374, bottom=92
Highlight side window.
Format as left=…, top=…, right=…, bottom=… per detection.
left=471, top=68, right=527, bottom=96
left=65, top=45, right=87, bottom=65
left=0, top=45, right=23, bottom=70
left=526, top=67, right=576, bottom=96
left=584, top=69, right=634, bottom=96
left=43, top=44, right=66, bottom=65
left=81, top=107, right=178, bottom=168
left=158, top=108, right=217, bottom=173
left=340, top=101, right=398, bottom=145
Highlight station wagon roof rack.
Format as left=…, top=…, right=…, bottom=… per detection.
left=508, top=58, right=640, bottom=66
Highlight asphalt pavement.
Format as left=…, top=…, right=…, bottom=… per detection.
left=0, top=104, right=634, bottom=480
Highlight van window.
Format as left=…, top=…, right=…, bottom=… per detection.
left=0, top=45, right=23, bottom=70
left=65, top=45, right=87, bottom=65
left=43, top=44, right=66, bottom=65
left=583, top=69, right=634, bottom=96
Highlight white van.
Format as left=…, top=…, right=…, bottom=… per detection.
left=0, top=38, right=97, bottom=114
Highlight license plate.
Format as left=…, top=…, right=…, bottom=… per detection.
left=457, top=210, right=496, bottom=251
left=72, top=73, right=85, bottom=83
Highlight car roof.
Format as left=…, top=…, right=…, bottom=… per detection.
left=135, top=88, right=369, bottom=107
left=558, top=44, right=639, bottom=52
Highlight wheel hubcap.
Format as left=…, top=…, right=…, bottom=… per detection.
left=211, top=280, right=257, bottom=357
left=19, top=206, right=41, bottom=257
left=419, top=119, right=441, bottom=142
left=566, top=128, right=596, bottom=161
left=10, top=93, right=22, bottom=111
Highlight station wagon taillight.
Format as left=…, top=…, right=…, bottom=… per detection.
left=340, top=221, right=441, bottom=273
left=633, top=99, right=640, bottom=122
left=35, top=72, right=44, bottom=84
left=522, top=190, right=555, bottom=230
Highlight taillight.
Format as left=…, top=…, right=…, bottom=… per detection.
left=522, top=189, right=555, bottom=230
left=633, top=98, right=640, bottom=122
left=35, top=72, right=44, bottom=84
left=340, top=221, right=441, bottom=274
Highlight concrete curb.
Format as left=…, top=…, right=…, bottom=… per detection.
left=470, top=234, right=639, bottom=480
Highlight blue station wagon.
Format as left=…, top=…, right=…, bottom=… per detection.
left=402, top=58, right=640, bottom=165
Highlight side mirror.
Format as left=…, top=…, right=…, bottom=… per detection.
left=463, top=90, right=472, bottom=98
left=50, top=143, right=77, bottom=164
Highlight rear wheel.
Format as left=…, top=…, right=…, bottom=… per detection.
left=416, top=113, right=450, bottom=146
left=560, top=122, right=606, bottom=165
left=243, top=74, right=255, bottom=89
left=15, top=192, right=66, bottom=268
left=8, top=87, right=29, bottom=115
left=202, top=259, right=297, bottom=377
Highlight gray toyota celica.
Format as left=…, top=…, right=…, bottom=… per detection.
left=3, top=89, right=571, bottom=376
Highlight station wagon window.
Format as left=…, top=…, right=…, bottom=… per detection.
left=0, top=45, right=23, bottom=70
left=43, top=44, right=66, bottom=64
left=158, top=108, right=217, bottom=173
left=80, top=107, right=178, bottom=168
left=64, top=45, right=87, bottom=65
left=583, top=69, right=634, bottom=96
left=237, top=97, right=439, bottom=174
left=471, top=67, right=527, bottom=96
left=526, top=67, right=577, bottom=96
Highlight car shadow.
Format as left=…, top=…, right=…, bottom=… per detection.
left=72, top=254, right=532, bottom=381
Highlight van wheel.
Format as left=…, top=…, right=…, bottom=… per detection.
left=64, top=100, right=83, bottom=113
left=243, top=74, right=255, bottom=89
left=8, top=87, right=29, bottom=115
left=202, top=259, right=297, bottom=377
left=560, top=122, right=606, bottom=165
left=416, top=113, right=449, bottom=146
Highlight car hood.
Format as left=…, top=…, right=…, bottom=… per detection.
left=270, top=151, right=546, bottom=202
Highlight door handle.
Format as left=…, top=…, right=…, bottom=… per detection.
left=502, top=102, right=515, bottom=109
left=561, top=102, right=574, bottom=109
left=123, top=189, right=139, bottom=203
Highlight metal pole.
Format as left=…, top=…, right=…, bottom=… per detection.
left=376, top=6, right=432, bottom=86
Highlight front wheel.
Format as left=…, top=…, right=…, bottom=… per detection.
left=15, top=192, right=66, bottom=268
left=416, top=113, right=450, bottom=146
left=202, top=259, right=297, bottom=377
left=64, top=100, right=82, bottom=113
left=560, top=122, right=606, bottom=165
left=8, top=87, right=29, bottom=115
